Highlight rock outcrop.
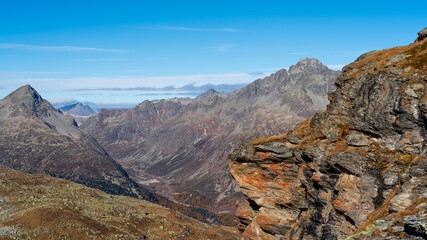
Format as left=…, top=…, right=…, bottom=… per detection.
left=230, top=29, right=427, bottom=239
left=416, top=27, right=427, bottom=42
left=81, top=59, right=340, bottom=218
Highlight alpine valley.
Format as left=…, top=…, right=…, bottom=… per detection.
left=81, top=57, right=340, bottom=217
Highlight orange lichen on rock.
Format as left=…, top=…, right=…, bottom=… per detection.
left=230, top=28, right=427, bottom=240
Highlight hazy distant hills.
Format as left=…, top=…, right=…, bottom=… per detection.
left=59, top=102, right=96, bottom=126
left=60, top=103, right=96, bottom=116
left=81, top=58, right=341, bottom=214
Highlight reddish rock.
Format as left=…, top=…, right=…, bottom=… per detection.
left=230, top=29, right=427, bottom=239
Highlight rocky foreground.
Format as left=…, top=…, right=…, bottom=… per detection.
left=0, top=168, right=238, bottom=240
left=230, top=28, right=427, bottom=239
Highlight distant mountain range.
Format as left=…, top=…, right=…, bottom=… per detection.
left=81, top=58, right=341, bottom=215
left=60, top=103, right=96, bottom=116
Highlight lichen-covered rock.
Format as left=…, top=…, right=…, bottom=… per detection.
left=230, top=28, right=427, bottom=239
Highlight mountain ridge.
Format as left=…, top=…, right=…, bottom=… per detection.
left=81, top=58, right=341, bottom=216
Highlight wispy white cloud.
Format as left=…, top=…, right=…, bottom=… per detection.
left=0, top=43, right=132, bottom=52
left=206, top=43, right=237, bottom=52
left=47, top=98, right=77, bottom=104
left=78, top=58, right=131, bottom=62
left=0, top=71, right=69, bottom=75
left=326, top=64, right=346, bottom=70
left=151, top=25, right=240, bottom=32
left=124, top=69, right=145, bottom=73
left=78, top=57, right=167, bottom=62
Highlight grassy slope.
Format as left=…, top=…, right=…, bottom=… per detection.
left=0, top=168, right=239, bottom=240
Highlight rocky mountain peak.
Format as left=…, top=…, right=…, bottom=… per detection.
left=4, top=84, right=43, bottom=107
left=195, top=88, right=219, bottom=100
left=267, top=68, right=289, bottom=82
left=60, top=102, right=96, bottom=117
left=288, top=57, right=329, bottom=75
left=0, top=84, right=57, bottom=120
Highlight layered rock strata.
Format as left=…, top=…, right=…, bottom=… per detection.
left=230, top=29, right=427, bottom=239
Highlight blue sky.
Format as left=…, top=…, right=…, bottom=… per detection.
left=0, top=0, right=426, bottom=108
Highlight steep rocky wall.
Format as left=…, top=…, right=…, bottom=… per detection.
left=230, top=30, right=427, bottom=239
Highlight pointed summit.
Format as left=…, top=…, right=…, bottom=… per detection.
left=0, top=84, right=56, bottom=120
left=0, top=85, right=83, bottom=136
left=5, top=84, right=43, bottom=106
left=289, top=57, right=329, bottom=75
left=195, top=88, right=219, bottom=100
left=60, top=102, right=96, bottom=116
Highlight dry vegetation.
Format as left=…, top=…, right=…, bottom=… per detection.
left=0, top=168, right=239, bottom=240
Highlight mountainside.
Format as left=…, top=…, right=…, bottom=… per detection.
left=81, top=58, right=341, bottom=215
left=230, top=29, right=427, bottom=239
left=0, top=85, right=141, bottom=198
left=0, top=168, right=239, bottom=240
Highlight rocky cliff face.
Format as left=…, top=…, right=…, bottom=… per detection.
left=230, top=30, right=427, bottom=239
left=81, top=59, right=340, bottom=218
left=0, top=85, right=141, bottom=198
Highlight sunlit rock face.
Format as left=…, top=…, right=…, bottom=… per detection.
left=230, top=29, right=427, bottom=239
left=81, top=59, right=340, bottom=218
